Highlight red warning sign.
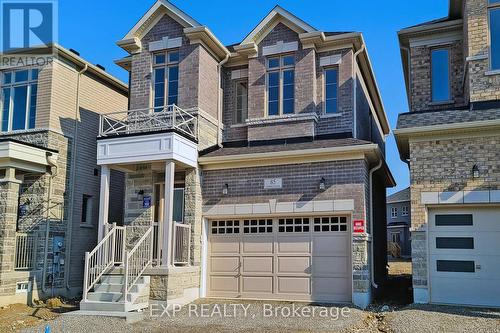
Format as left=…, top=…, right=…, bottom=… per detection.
left=353, top=220, right=365, bottom=233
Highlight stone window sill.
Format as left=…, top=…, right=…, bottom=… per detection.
left=80, top=224, right=95, bottom=229
left=485, top=69, right=500, bottom=76
left=429, top=100, right=454, bottom=106
left=319, top=113, right=342, bottom=119
left=246, top=112, right=318, bottom=126
left=230, top=123, right=248, bottom=128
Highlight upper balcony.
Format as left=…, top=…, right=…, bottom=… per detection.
left=96, top=105, right=199, bottom=168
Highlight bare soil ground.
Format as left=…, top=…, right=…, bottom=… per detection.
left=0, top=299, right=76, bottom=332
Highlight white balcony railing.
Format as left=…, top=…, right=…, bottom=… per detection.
left=15, top=233, right=37, bottom=270
left=99, top=105, right=198, bottom=140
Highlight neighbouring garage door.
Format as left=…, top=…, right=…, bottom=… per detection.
left=429, top=207, right=500, bottom=307
left=207, top=216, right=351, bottom=303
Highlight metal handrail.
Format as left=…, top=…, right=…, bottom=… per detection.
left=83, top=223, right=125, bottom=301
left=99, top=105, right=198, bottom=139
left=123, top=226, right=153, bottom=304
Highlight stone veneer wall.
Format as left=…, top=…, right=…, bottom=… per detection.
left=0, top=130, right=70, bottom=297
left=409, top=134, right=500, bottom=289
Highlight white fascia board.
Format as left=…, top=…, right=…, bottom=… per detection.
left=393, top=119, right=500, bottom=137
left=0, top=141, right=54, bottom=173
left=409, top=31, right=462, bottom=47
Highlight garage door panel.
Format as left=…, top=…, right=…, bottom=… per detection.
left=312, top=256, right=349, bottom=276
left=210, top=238, right=239, bottom=254
left=242, top=276, right=273, bottom=293
left=242, top=257, right=273, bottom=274
left=277, top=256, right=310, bottom=274
left=242, top=236, right=274, bottom=254
left=209, top=276, right=239, bottom=293
left=277, top=236, right=311, bottom=253
left=431, top=276, right=500, bottom=307
left=312, top=277, right=350, bottom=301
left=277, top=276, right=311, bottom=295
left=312, top=236, right=348, bottom=255
left=210, top=256, right=239, bottom=274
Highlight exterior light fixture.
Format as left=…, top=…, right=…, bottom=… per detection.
left=137, top=190, right=145, bottom=201
left=472, top=164, right=480, bottom=179
left=319, top=177, right=326, bottom=191
left=222, top=184, right=229, bottom=195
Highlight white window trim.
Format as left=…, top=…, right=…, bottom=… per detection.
left=391, top=207, right=398, bottom=219
left=0, top=68, right=39, bottom=132
left=488, top=1, right=500, bottom=71
left=16, top=281, right=31, bottom=293
left=402, top=206, right=409, bottom=216
left=322, top=66, right=339, bottom=115
left=234, top=80, right=248, bottom=124
left=81, top=194, right=94, bottom=226
left=151, top=50, right=179, bottom=110
left=265, top=54, right=295, bottom=117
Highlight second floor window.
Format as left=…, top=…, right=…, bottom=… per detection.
left=153, top=51, right=179, bottom=111
left=267, top=55, right=294, bottom=116
left=402, top=206, right=409, bottom=216
left=1, top=69, right=38, bottom=132
left=324, top=68, right=338, bottom=114
left=431, top=48, right=450, bottom=102
left=489, top=0, right=500, bottom=70
left=235, top=81, right=248, bottom=123
left=391, top=207, right=398, bottom=218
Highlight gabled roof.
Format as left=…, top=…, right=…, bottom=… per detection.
left=240, top=5, right=317, bottom=45
left=387, top=187, right=410, bottom=203
left=122, top=0, right=201, bottom=41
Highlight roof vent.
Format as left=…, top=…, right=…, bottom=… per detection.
left=96, top=64, right=106, bottom=71
left=69, top=48, right=80, bottom=56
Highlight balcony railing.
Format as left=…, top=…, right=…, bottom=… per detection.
left=173, top=222, right=191, bottom=266
left=15, top=233, right=37, bottom=270
left=99, top=105, right=198, bottom=140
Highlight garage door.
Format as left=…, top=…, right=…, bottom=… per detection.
left=429, top=207, right=500, bottom=307
left=207, top=216, right=351, bottom=303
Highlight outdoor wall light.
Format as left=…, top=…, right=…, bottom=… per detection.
left=137, top=190, right=145, bottom=200
left=222, top=183, right=229, bottom=196
left=319, top=177, right=326, bottom=191
left=472, top=164, right=480, bottom=179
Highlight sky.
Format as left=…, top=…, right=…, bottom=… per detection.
left=57, top=0, right=450, bottom=195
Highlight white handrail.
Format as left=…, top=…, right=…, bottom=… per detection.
left=123, top=226, right=153, bottom=304
left=83, top=224, right=125, bottom=301
left=99, top=105, right=197, bottom=139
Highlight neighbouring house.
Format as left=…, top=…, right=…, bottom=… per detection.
left=0, top=45, right=128, bottom=306
left=387, top=187, right=411, bottom=257
left=395, top=0, right=500, bottom=307
left=81, top=0, right=394, bottom=313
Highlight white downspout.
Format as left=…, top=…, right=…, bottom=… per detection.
left=352, top=45, right=365, bottom=139
left=41, top=153, right=59, bottom=294
left=369, top=159, right=383, bottom=289
left=65, top=64, right=88, bottom=291
left=216, top=53, right=230, bottom=147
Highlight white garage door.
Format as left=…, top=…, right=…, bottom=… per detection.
left=429, top=207, right=500, bottom=307
left=207, top=216, right=351, bottom=303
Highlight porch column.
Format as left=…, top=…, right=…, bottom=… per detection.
left=97, top=165, right=110, bottom=242
left=0, top=168, right=21, bottom=275
left=161, top=161, right=175, bottom=266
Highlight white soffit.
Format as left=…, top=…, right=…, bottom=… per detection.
left=231, top=69, right=249, bottom=80
left=262, top=41, right=298, bottom=56
left=0, top=140, right=55, bottom=173
left=320, top=54, right=342, bottom=67
left=409, top=31, right=462, bottom=48
left=149, top=36, right=183, bottom=51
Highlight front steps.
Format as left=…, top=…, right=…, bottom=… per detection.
left=80, top=275, right=150, bottom=314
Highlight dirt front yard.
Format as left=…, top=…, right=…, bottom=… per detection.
left=388, top=258, right=412, bottom=276
left=24, top=299, right=500, bottom=333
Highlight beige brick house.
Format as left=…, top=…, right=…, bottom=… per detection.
left=0, top=45, right=128, bottom=305
left=395, top=0, right=500, bottom=307
left=82, top=0, right=394, bottom=313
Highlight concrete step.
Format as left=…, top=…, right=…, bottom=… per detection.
left=79, top=300, right=126, bottom=312
left=87, top=292, right=125, bottom=303
left=100, top=275, right=145, bottom=285
left=94, top=283, right=139, bottom=293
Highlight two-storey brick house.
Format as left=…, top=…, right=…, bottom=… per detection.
left=84, top=0, right=394, bottom=313
left=395, top=0, right=500, bottom=307
left=0, top=45, right=128, bottom=306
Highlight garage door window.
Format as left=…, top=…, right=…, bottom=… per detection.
left=314, top=216, right=347, bottom=232
left=435, top=214, right=473, bottom=226
left=243, top=219, right=273, bottom=233
left=436, top=237, right=474, bottom=249
left=278, top=218, right=310, bottom=233
left=437, top=260, right=475, bottom=273
left=211, top=220, right=240, bottom=234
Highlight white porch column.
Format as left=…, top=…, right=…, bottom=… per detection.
left=161, top=161, right=175, bottom=266
left=97, top=165, right=110, bottom=242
